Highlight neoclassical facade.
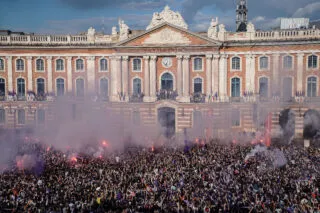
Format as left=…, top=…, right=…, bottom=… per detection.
left=0, top=6, right=320, bottom=138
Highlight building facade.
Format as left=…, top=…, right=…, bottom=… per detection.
left=0, top=6, right=320, bottom=138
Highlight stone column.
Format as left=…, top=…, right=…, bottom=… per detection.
left=143, top=56, right=150, bottom=101
left=149, top=56, right=157, bottom=102
left=219, top=55, right=228, bottom=100
left=206, top=54, right=213, bottom=97
left=67, top=57, right=73, bottom=94
left=297, top=53, right=304, bottom=92
left=212, top=54, right=220, bottom=96
left=86, top=56, right=95, bottom=94
left=6, top=56, right=13, bottom=92
left=46, top=56, right=53, bottom=93
left=110, top=56, right=121, bottom=102
left=180, top=55, right=190, bottom=103
left=121, top=56, right=129, bottom=101
left=176, top=55, right=183, bottom=98
left=272, top=53, right=280, bottom=93
left=27, top=56, right=33, bottom=92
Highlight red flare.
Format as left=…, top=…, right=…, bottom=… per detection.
left=102, top=140, right=109, bottom=148
left=71, top=157, right=77, bottom=163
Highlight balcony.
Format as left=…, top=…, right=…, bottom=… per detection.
left=129, top=93, right=144, bottom=103
left=156, top=90, right=177, bottom=101
left=191, top=93, right=206, bottom=103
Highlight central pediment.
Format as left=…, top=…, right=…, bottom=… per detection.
left=143, top=28, right=191, bottom=45
left=116, top=23, right=221, bottom=47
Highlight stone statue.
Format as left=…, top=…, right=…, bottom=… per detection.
left=87, top=27, right=95, bottom=36
left=112, top=27, right=117, bottom=36
left=208, top=17, right=219, bottom=39
left=247, top=22, right=255, bottom=33
left=219, top=24, right=226, bottom=33
left=119, top=19, right=129, bottom=41
left=146, top=5, right=188, bottom=30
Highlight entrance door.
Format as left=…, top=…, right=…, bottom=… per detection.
left=283, top=78, right=292, bottom=101
left=158, top=107, right=175, bottom=138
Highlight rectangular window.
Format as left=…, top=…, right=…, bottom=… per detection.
left=18, top=109, right=25, bottom=125
left=0, top=59, right=4, bottom=71
left=133, top=59, right=141, bottom=72
left=194, top=58, right=203, bottom=71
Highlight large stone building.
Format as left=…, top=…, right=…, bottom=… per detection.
left=0, top=4, right=320, bottom=139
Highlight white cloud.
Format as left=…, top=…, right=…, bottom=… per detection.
left=292, top=2, right=320, bottom=18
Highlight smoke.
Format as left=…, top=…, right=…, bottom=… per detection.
left=245, top=145, right=287, bottom=168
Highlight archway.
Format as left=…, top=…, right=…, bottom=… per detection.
left=303, top=109, right=320, bottom=139
left=279, top=109, right=295, bottom=143
left=158, top=107, right=175, bottom=138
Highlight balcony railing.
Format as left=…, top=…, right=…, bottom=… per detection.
left=156, top=90, right=178, bottom=101
left=191, top=93, right=206, bottom=103
left=129, top=93, right=144, bottom=103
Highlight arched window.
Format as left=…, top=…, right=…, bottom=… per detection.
left=194, top=58, right=203, bottom=71
left=17, top=78, right=25, bottom=97
left=259, top=77, right=269, bottom=98
left=36, top=59, right=44, bottom=71
left=76, top=59, right=84, bottom=71
left=16, top=59, right=24, bottom=71
left=231, top=77, right=240, bottom=97
left=17, top=109, right=25, bottom=125
left=194, top=78, right=202, bottom=93
left=132, top=58, right=141, bottom=72
left=308, top=55, right=318, bottom=69
left=56, top=59, right=64, bottom=71
left=283, top=55, right=293, bottom=69
left=133, top=78, right=141, bottom=95
left=0, top=108, right=5, bottom=124
left=259, top=56, right=268, bottom=70
left=99, top=78, right=109, bottom=99
left=56, top=78, right=65, bottom=96
left=36, top=78, right=45, bottom=95
left=0, top=78, right=5, bottom=96
left=161, top=73, right=173, bottom=90
left=0, top=58, right=4, bottom=71
left=100, top=59, right=108, bottom=71
left=37, top=109, right=45, bottom=124
left=232, top=57, right=241, bottom=70
left=76, top=78, right=85, bottom=97
left=307, top=76, right=317, bottom=97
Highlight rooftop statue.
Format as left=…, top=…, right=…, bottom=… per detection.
left=119, top=19, right=129, bottom=41
left=146, top=5, right=188, bottom=30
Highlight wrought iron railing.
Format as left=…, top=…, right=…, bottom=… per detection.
left=156, top=90, right=178, bottom=101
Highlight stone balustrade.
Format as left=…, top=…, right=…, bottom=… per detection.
left=0, top=27, right=319, bottom=45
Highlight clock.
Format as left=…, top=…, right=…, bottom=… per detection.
left=162, top=57, right=172, bottom=68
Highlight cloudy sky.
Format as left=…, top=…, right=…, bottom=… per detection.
left=0, top=0, right=320, bottom=34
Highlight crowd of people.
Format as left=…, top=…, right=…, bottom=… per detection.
left=0, top=137, right=319, bottom=213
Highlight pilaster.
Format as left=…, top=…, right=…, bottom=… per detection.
left=121, top=56, right=129, bottom=101
left=67, top=57, right=73, bottom=93
left=180, top=55, right=190, bottom=103
left=219, top=54, right=228, bottom=100
left=143, top=56, right=150, bottom=102
left=272, top=53, right=280, bottom=93
left=245, top=54, right=256, bottom=92
left=6, top=56, right=13, bottom=92
left=206, top=54, right=213, bottom=96
left=297, top=53, right=304, bottom=92
left=27, top=56, right=33, bottom=91
left=149, top=56, right=157, bottom=102
left=46, top=56, right=53, bottom=93
left=212, top=54, right=220, bottom=96
left=86, top=56, right=95, bottom=94
left=176, top=55, right=183, bottom=99
left=110, top=56, right=122, bottom=102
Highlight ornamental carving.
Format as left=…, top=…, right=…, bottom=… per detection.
left=146, top=5, right=188, bottom=30
left=143, top=28, right=191, bottom=45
